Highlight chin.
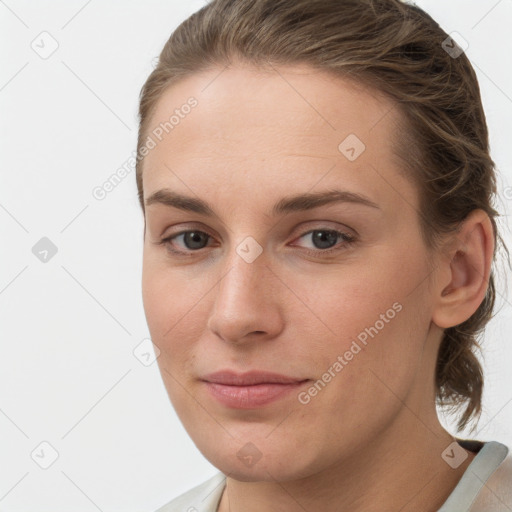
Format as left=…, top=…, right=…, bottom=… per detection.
left=198, top=437, right=323, bottom=483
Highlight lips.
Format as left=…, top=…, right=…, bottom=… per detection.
left=200, top=370, right=310, bottom=408
left=201, top=370, right=307, bottom=386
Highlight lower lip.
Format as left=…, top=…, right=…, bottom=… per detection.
left=203, top=381, right=308, bottom=408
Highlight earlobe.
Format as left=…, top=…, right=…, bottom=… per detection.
left=432, top=209, right=494, bottom=329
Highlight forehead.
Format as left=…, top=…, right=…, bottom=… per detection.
left=147, top=62, right=398, bottom=147
left=141, top=63, right=415, bottom=212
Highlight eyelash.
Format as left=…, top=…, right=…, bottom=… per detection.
left=157, top=228, right=357, bottom=258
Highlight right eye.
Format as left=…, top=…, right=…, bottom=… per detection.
left=159, top=230, right=214, bottom=255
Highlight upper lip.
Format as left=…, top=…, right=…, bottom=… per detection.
left=201, top=370, right=308, bottom=386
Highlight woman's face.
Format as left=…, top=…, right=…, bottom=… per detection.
left=141, top=63, right=443, bottom=480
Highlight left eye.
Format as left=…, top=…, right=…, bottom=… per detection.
left=293, top=229, right=355, bottom=252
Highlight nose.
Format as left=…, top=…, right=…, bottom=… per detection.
left=206, top=244, right=284, bottom=345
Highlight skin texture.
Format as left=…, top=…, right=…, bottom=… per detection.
left=140, top=63, right=494, bottom=512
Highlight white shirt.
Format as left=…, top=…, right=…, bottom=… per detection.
left=155, top=440, right=512, bottom=512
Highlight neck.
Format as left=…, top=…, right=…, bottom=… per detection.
left=218, top=410, right=476, bottom=512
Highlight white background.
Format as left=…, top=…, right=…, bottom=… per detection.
left=1, top=1, right=511, bottom=510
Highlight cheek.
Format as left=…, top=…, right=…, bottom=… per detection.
left=142, top=250, right=191, bottom=331
left=292, top=295, right=426, bottom=450
left=289, top=256, right=416, bottom=347
left=141, top=255, right=185, bottom=366
left=291, top=246, right=431, bottom=395
left=142, top=265, right=202, bottom=411
left=141, top=259, right=168, bottom=337
left=141, top=256, right=211, bottom=368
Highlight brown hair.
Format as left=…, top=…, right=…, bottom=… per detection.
left=135, top=0, right=510, bottom=431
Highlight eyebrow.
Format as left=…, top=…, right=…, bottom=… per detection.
left=145, top=188, right=380, bottom=217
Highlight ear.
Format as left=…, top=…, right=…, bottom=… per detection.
left=431, top=209, right=495, bottom=329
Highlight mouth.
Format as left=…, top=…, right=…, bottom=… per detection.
left=200, top=370, right=310, bottom=409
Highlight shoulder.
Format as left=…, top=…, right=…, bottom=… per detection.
left=153, top=472, right=226, bottom=512
left=439, top=440, right=512, bottom=512
left=470, top=442, right=512, bottom=511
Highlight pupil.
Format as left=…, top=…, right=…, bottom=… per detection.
left=313, top=230, right=338, bottom=249
left=185, top=232, right=207, bottom=249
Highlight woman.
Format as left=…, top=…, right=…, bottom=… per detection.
left=136, top=0, right=512, bottom=510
